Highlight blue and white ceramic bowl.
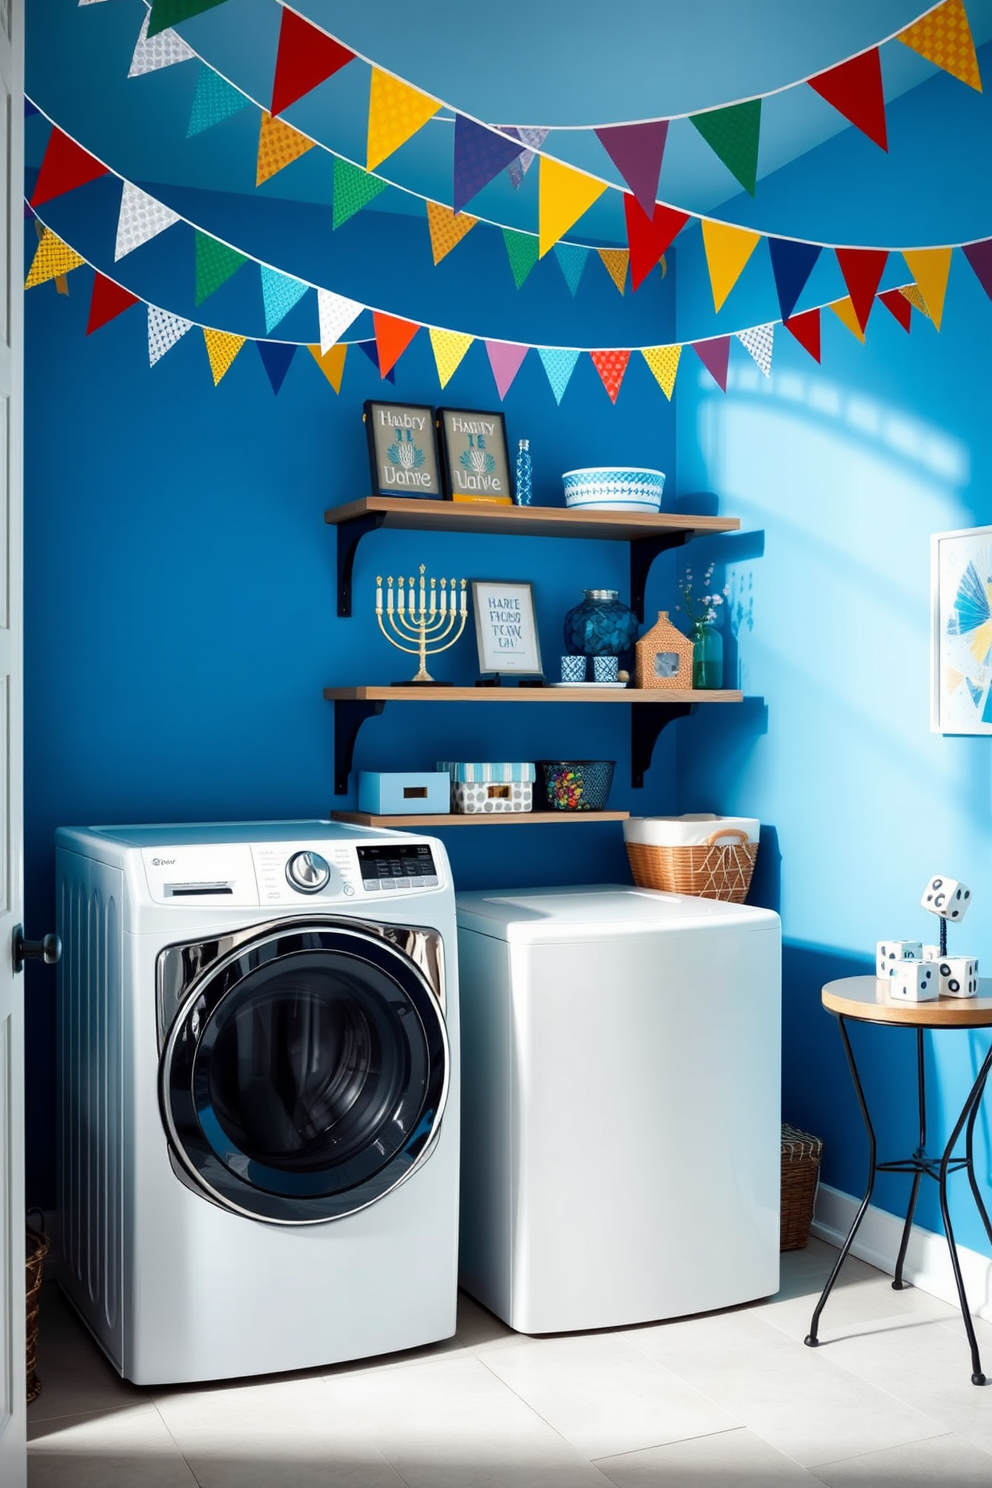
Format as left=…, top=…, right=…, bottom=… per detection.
left=562, top=467, right=666, bottom=513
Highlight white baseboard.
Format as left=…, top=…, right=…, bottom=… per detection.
left=811, top=1182, right=992, bottom=1321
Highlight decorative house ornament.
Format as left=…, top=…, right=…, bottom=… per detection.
left=363, top=401, right=441, bottom=498
left=635, top=611, right=694, bottom=689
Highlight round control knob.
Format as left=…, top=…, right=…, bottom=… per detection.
left=285, top=851, right=331, bottom=894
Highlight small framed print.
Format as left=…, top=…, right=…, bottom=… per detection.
left=931, top=525, right=992, bottom=734
left=436, top=407, right=513, bottom=504
left=472, top=580, right=543, bottom=676
left=363, top=401, right=441, bottom=499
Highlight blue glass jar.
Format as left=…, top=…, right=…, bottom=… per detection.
left=564, top=589, right=638, bottom=657
left=691, top=618, right=724, bottom=689
left=514, top=438, right=533, bottom=506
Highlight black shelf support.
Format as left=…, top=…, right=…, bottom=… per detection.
left=631, top=701, right=694, bottom=788
left=336, top=512, right=387, bottom=617
left=334, top=700, right=385, bottom=794
left=630, top=532, right=693, bottom=622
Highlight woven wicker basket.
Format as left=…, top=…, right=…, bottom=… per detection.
left=781, top=1124, right=823, bottom=1251
left=25, top=1219, right=49, bottom=1404
left=626, top=828, right=758, bottom=903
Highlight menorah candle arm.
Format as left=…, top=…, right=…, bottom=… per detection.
left=376, top=611, right=422, bottom=655
left=428, top=613, right=469, bottom=655
left=391, top=613, right=427, bottom=644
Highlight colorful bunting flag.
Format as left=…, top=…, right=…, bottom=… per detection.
left=808, top=49, right=887, bottom=151
left=309, top=342, right=348, bottom=392
left=784, top=308, right=821, bottom=361
left=429, top=328, right=474, bottom=387
left=835, top=248, right=887, bottom=330
left=366, top=69, right=440, bottom=172
left=505, top=126, right=548, bottom=188
left=317, top=288, right=363, bottom=355
left=828, top=296, right=866, bottom=342
left=373, top=311, right=419, bottom=377
left=902, top=246, right=952, bottom=329
left=701, top=219, right=761, bottom=312
left=452, top=116, right=524, bottom=214
left=624, top=197, right=688, bottom=291
left=332, top=157, right=387, bottom=229
left=899, top=283, right=931, bottom=318
left=271, top=9, right=355, bottom=116
left=426, top=201, right=477, bottom=265
left=689, top=99, right=761, bottom=197
left=692, top=338, right=731, bottom=391
left=31, top=128, right=108, bottom=207
left=736, top=323, right=774, bottom=376
left=594, top=121, right=668, bottom=216
left=115, top=181, right=179, bottom=261
left=24, top=228, right=85, bottom=289
left=598, top=249, right=628, bottom=295
left=538, top=347, right=580, bottom=404
left=148, top=305, right=192, bottom=366
left=24, top=99, right=39, bottom=117
left=538, top=157, right=606, bottom=257
left=187, top=66, right=250, bottom=137
left=195, top=233, right=247, bottom=304
left=260, top=265, right=309, bottom=332
left=256, top=111, right=314, bottom=186
left=203, top=327, right=246, bottom=384
left=962, top=239, right=992, bottom=300
left=878, top=288, right=913, bottom=331
left=896, top=0, right=982, bottom=91
left=357, top=338, right=396, bottom=383
left=502, top=227, right=539, bottom=289
left=147, top=0, right=228, bottom=39
left=86, top=274, right=140, bottom=335
left=485, top=340, right=529, bottom=399
left=641, top=345, right=681, bottom=399
left=257, top=340, right=297, bottom=394
left=767, top=237, right=822, bottom=322
left=590, top=348, right=631, bottom=403
left=554, top=242, right=589, bottom=297
left=128, top=13, right=195, bottom=77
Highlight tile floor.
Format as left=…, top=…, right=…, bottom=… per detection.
left=26, top=1239, right=992, bottom=1487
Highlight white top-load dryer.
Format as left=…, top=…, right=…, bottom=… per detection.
left=456, top=885, right=781, bottom=1334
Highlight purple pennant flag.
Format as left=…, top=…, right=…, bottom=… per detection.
left=257, top=340, right=296, bottom=396
left=485, top=340, right=529, bottom=400
left=453, top=115, right=525, bottom=214
left=962, top=239, right=992, bottom=303
left=594, top=121, right=668, bottom=216
left=691, top=337, right=731, bottom=392
left=357, top=339, right=396, bottom=383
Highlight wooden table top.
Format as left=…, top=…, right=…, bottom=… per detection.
left=823, top=975, right=992, bottom=1028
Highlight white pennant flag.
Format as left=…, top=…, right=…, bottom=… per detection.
left=318, top=288, right=363, bottom=356
left=115, top=182, right=181, bottom=261
left=148, top=306, right=193, bottom=367
left=736, top=323, right=774, bottom=377
left=129, top=13, right=196, bottom=78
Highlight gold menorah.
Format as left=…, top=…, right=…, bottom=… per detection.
left=376, top=566, right=468, bottom=684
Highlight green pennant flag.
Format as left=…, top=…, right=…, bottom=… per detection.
left=332, top=158, right=388, bottom=230
left=195, top=233, right=247, bottom=306
left=502, top=227, right=539, bottom=290
left=147, top=0, right=230, bottom=39
left=689, top=98, right=761, bottom=197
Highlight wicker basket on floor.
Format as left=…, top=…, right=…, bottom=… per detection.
left=25, top=1217, right=50, bottom=1404
left=626, top=828, right=758, bottom=903
left=781, top=1124, right=823, bottom=1251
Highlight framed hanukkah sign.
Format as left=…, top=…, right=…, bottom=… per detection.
left=931, top=525, right=992, bottom=734
left=436, top=407, right=513, bottom=504
left=471, top=580, right=543, bottom=676
left=363, top=401, right=441, bottom=498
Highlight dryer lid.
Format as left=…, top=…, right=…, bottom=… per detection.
left=455, top=884, right=780, bottom=941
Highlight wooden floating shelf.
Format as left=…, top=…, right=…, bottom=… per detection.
left=331, top=810, right=631, bottom=828
left=324, top=686, right=743, bottom=704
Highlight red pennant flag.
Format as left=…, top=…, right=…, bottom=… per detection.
left=835, top=248, right=888, bottom=330
left=271, top=9, right=355, bottom=116
left=691, top=337, right=730, bottom=391
left=808, top=49, right=888, bottom=151
left=783, top=308, right=821, bottom=362
left=877, top=288, right=912, bottom=331
left=86, top=275, right=140, bottom=336
left=624, top=197, right=689, bottom=291
left=590, top=349, right=631, bottom=404
left=31, top=128, right=109, bottom=208
left=373, top=312, right=419, bottom=378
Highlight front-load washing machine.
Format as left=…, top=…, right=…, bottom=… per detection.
left=55, top=820, right=459, bottom=1385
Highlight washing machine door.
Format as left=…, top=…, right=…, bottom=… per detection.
left=160, top=921, right=449, bottom=1224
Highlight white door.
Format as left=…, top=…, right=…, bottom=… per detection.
left=0, top=0, right=24, bottom=1480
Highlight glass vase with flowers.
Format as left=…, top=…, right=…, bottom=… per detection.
left=676, top=563, right=729, bottom=689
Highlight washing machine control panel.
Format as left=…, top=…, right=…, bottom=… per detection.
left=356, top=843, right=439, bottom=893
left=285, top=850, right=331, bottom=894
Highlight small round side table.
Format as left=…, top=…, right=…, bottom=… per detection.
left=805, top=975, right=992, bottom=1386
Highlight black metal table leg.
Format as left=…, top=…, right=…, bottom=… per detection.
left=965, top=1049, right=992, bottom=1252
left=893, top=1027, right=926, bottom=1290
left=938, top=1041, right=992, bottom=1385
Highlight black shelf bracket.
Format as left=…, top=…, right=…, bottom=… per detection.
left=334, top=699, right=385, bottom=794
left=336, top=512, right=387, bottom=617
left=631, top=701, right=695, bottom=788
left=630, top=532, right=692, bottom=623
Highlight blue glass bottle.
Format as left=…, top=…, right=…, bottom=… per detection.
left=514, top=438, right=532, bottom=506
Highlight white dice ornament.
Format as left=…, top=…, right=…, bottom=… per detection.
left=921, top=876, right=972, bottom=921
left=937, top=957, right=979, bottom=999
left=890, top=962, right=938, bottom=1002
left=876, top=940, right=922, bottom=977
left=923, top=945, right=940, bottom=963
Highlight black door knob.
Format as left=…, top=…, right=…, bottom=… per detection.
left=12, top=926, right=61, bottom=975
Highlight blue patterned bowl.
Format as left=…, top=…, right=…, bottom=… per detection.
left=562, top=467, right=666, bottom=513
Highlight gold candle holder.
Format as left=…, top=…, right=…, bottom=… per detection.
left=376, top=565, right=468, bottom=685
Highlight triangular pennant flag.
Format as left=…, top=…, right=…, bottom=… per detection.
left=784, top=307, right=821, bottom=362
left=128, top=13, right=195, bottom=77
left=203, top=327, right=246, bottom=384
left=257, top=340, right=297, bottom=395
left=187, top=66, right=251, bottom=137
left=505, top=125, right=548, bottom=188
left=357, top=338, right=396, bottom=383
left=538, top=157, right=606, bottom=257
left=317, top=288, right=363, bottom=355
left=878, top=288, right=913, bottom=330
left=767, top=237, right=822, bottom=322
left=373, top=312, right=419, bottom=378
left=86, top=274, right=139, bottom=335
left=24, top=228, right=85, bottom=289
left=896, top=0, right=982, bottom=91
left=598, top=248, right=628, bottom=295
left=426, top=201, right=477, bottom=265
left=256, top=111, right=314, bottom=186
left=590, top=348, right=631, bottom=403
left=260, top=265, right=309, bottom=332
left=828, top=296, right=866, bottom=343
left=485, top=340, right=528, bottom=399
left=641, top=345, right=681, bottom=399
left=366, top=69, right=440, bottom=172
left=538, top=347, right=580, bottom=404
left=689, top=99, right=761, bottom=196
left=962, top=239, right=992, bottom=301
left=24, top=98, right=39, bottom=117
left=147, top=0, right=228, bottom=38
left=736, top=323, right=774, bottom=376
left=115, top=181, right=180, bottom=261
left=691, top=337, right=731, bottom=391
left=624, top=196, right=689, bottom=291
left=309, top=342, right=348, bottom=392
left=30, top=128, right=108, bottom=207
left=594, top=121, right=668, bottom=216
left=835, top=248, right=887, bottom=331
left=902, top=247, right=952, bottom=330
left=899, top=283, right=932, bottom=318
left=332, top=157, right=387, bottom=229
left=502, top=227, right=539, bottom=289
left=429, top=328, right=474, bottom=388
left=701, top=219, right=761, bottom=312
left=195, top=232, right=247, bottom=305
left=808, top=49, right=888, bottom=151
left=271, top=9, right=355, bottom=116
left=452, top=116, right=524, bottom=214
left=554, top=242, right=589, bottom=297
left=148, top=305, right=192, bottom=366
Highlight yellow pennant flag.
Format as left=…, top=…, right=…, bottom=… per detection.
left=598, top=248, right=628, bottom=295
left=426, top=202, right=477, bottom=266
left=896, top=0, right=982, bottom=91
left=309, top=342, right=348, bottom=393
left=902, top=247, right=952, bottom=330
left=641, top=345, right=682, bottom=400
left=203, top=328, right=246, bottom=385
left=429, top=327, right=474, bottom=388
left=828, top=297, right=866, bottom=343
left=367, top=69, right=440, bottom=172
left=899, top=283, right=932, bottom=319
left=257, top=111, right=315, bottom=186
left=538, top=157, right=606, bottom=257
left=700, top=219, right=761, bottom=312
left=25, top=228, right=85, bottom=289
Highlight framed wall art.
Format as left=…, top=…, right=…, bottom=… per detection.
left=363, top=401, right=441, bottom=498
left=931, top=525, right=992, bottom=734
left=471, top=580, right=543, bottom=676
left=436, top=407, right=513, bottom=504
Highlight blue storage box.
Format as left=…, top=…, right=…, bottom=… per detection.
left=358, top=771, right=450, bottom=815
